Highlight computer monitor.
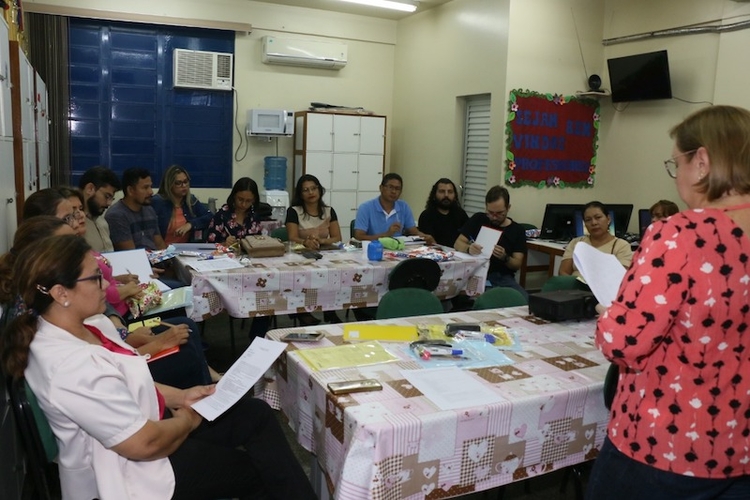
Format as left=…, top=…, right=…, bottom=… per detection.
left=638, top=208, right=652, bottom=239
left=607, top=204, right=634, bottom=238
left=539, top=204, right=584, bottom=241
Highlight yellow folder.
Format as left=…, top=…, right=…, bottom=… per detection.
left=343, top=324, right=419, bottom=342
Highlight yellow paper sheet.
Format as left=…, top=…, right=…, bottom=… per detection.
left=343, top=324, right=418, bottom=342
left=295, top=341, right=399, bottom=371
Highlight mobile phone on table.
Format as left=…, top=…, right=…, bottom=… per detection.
left=280, top=332, right=325, bottom=342
left=327, top=379, right=383, bottom=395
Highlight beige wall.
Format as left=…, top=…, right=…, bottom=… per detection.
left=390, top=0, right=510, bottom=213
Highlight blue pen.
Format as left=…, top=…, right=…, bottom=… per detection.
left=198, top=255, right=215, bottom=261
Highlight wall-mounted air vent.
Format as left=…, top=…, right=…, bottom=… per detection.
left=173, top=49, right=233, bottom=91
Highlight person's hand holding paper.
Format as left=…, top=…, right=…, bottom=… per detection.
left=474, top=226, right=503, bottom=259
left=572, top=243, right=627, bottom=306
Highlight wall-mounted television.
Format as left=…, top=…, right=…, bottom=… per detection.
left=607, top=50, right=672, bottom=103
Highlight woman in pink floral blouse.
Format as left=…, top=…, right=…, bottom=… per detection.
left=587, top=106, right=750, bottom=499
left=206, top=177, right=270, bottom=246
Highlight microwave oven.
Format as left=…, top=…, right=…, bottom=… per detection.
left=247, top=109, right=294, bottom=136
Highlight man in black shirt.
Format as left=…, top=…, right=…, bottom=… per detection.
left=454, top=185, right=528, bottom=299
left=418, top=178, right=469, bottom=247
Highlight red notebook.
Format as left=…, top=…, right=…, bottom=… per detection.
left=147, top=346, right=180, bottom=363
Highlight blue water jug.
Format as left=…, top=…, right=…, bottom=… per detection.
left=367, top=240, right=384, bottom=261
left=263, top=156, right=287, bottom=191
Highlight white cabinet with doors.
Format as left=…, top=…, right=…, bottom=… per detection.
left=293, top=111, right=386, bottom=241
left=35, top=73, right=50, bottom=190
left=0, top=20, right=16, bottom=255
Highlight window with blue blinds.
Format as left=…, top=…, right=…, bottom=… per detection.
left=68, top=19, right=234, bottom=188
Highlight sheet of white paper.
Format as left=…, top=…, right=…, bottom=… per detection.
left=186, top=257, right=246, bottom=272
left=102, top=249, right=170, bottom=292
left=400, top=366, right=504, bottom=410
left=572, top=242, right=627, bottom=306
left=475, top=226, right=503, bottom=259
left=192, top=337, right=287, bottom=421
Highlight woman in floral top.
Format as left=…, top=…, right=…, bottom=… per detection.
left=587, top=106, right=750, bottom=498
left=206, top=177, right=265, bottom=246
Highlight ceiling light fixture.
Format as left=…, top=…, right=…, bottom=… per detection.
left=339, top=0, right=418, bottom=13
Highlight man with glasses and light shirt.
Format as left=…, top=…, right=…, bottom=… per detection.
left=454, top=185, right=528, bottom=300
left=79, top=166, right=122, bottom=252
left=105, top=167, right=167, bottom=251
left=353, top=173, right=435, bottom=245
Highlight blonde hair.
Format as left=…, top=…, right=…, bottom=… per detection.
left=157, top=165, right=195, bottom=216
left=670, top=105, right=750, bottom=202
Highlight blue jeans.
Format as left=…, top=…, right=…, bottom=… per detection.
left=586, top=437, right=750, bottom=500
left=487, top=272, right=529, bottom=301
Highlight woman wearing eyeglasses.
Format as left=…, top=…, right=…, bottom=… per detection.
left=152, top=165, right=212, bottom=244
left=587, top=106, right=750, bottom=498
left=0, top=235, right=316, bottom=500
left=22, top=187, right=82, bottom=233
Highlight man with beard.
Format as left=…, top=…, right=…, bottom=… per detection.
left=105, top=167, right=168, bottom=251
left=79, top=166, right=122, bottom=252
left=418, top=178, right=469, bottom=247
left=454, top=185, right=528, bottom=299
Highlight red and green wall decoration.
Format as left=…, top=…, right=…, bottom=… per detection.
left=505, top=89, right=600, bottom=188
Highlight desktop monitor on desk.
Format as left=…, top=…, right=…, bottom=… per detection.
left=608, top=204, right=634, bottom=238
left=540, top=204, right=584, bottom=241
left=541, top=203, right=633, bottom=241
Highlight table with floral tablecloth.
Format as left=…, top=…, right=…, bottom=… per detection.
left=265, top=306, right=609, bottom=500
left=176, top=250, right=489, bottom=322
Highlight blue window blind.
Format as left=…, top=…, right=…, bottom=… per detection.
left=68, top=19, right=234, bottom=188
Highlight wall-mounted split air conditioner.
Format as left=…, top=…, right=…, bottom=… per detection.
left=261, top=36, right=348, bottom=70
left=173, top=49, right=234, bottom=91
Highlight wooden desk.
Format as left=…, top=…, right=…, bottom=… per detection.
left=266, top=306, right=609, bottom=500
left=520, top=240, right=566, bottom=288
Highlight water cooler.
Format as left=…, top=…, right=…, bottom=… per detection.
left=261, top=156, right=289, bottom=221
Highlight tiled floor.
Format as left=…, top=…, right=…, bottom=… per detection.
left=200, top=312, right=589, bottom=499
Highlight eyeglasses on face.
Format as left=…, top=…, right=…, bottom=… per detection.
left=382, top=184, right=402, bottom=192
left=173, top=179, right=190, bottom=187
left=62, top=213, right=77, bottom=227
left=302, top=186, right=319, bottom=193
left=487, top=209, right=507, bottom=218
left=664, top=149, right=697, bottom=179
left=76, top=270, right=103, bottom=288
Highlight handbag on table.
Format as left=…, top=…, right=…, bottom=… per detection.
left=240, top=235, right=285, bottom=258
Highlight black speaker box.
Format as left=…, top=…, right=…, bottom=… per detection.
left=528, top=289, right=598, bottom=322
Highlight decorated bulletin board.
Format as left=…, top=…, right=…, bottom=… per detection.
left=505, top=89, right=600, bottom=188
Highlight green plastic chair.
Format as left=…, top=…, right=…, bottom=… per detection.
left=472, top=287, right=528, bottom=310
left=270, top=227, right=288, bottom=242
left=541, top=275, right=581, bottom=292
left=8, top=377, right=60, bottom=498
left=375, top=288, right=444, bottom=320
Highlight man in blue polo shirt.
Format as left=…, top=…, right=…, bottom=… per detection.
left=353, top=173, right=435, bottom=245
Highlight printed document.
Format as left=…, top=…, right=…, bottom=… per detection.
left=192, top=337, right=287, bottom=421
left=475, top=226, right=503, bottom=259
left=400, top=366, right=504, bottom=410
left=572, top=242, right=627, bottom=306
left=186, top=257, right=245, bottom=272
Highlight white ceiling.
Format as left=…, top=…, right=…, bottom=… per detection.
left=251, top=0, right=452, bottom=21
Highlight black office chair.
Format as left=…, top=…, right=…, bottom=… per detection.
left=7, top=376, right=60, bottom=500
left=388, top=258, right=441, bottom=292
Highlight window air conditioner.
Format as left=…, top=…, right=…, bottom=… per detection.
left=173, top=49, right=234, bottom=91
left=261, top=36, right=347, bottom=70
